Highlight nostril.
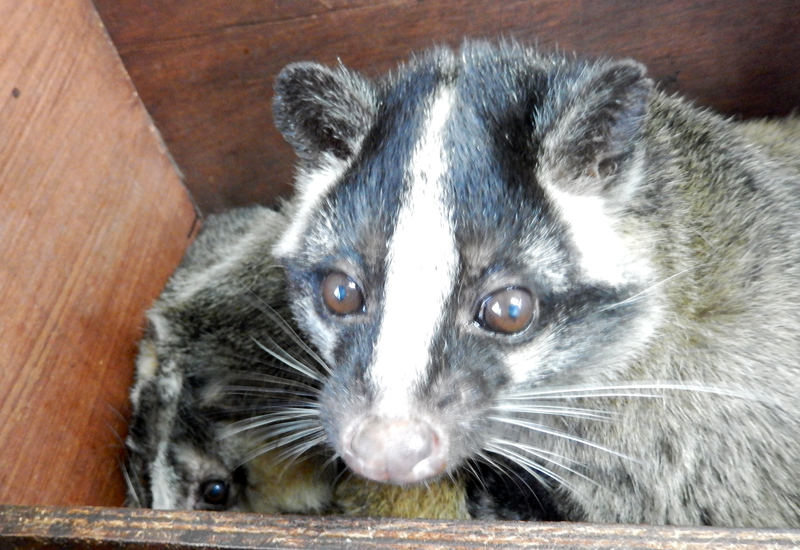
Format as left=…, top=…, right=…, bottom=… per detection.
left=343, top=416, right=445, bottom=484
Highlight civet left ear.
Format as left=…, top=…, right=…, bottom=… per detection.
left=273, top=62, right=378, bottom=166
left=538, top=60, right=652, bottom=196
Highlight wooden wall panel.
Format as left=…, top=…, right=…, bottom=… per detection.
left=92, top=0, right=800, bottom=213
left=0, top=0, right=196, bottom=506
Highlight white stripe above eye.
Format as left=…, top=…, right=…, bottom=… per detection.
left=369, top=86, right=458, bottom=417
left=548, top=187, right=626, bottom=285
left=538, top=156, right=649, bottom=287
left=273, top=156, right=349, bottom=259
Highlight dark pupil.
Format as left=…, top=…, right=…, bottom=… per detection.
left=201, top=480, right=229, bottom=505
left=334, top=284, right=348, bottom=301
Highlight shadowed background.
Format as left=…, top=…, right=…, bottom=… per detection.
left=93, top=0, right=800, bottom=213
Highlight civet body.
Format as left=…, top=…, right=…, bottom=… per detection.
left=125, top=207, right=337, bottom=513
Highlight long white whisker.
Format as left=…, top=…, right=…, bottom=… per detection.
left=240, top=431, right=327, bottom=468
left=473, top=451, right=547, bottom=498
left=119, top=458, right=141, bottom=508
left=488, top=439, right=615, bottom=492
left=218, top=385, right=319, bottom=400
left=252, top=337, right=324, bottom=383
left=222, top=408, right=320, bottom=438
left=486, top=439, right=586, bottom=467
left=501, top=382, right=751, bottom=401
left=252, top=421, right=323, bottom=444
left=464, top=456, right=492, bottom=495
left=488, top=415, right=640, bottom=464
left=490, top=440, right=585, bottom=472
left=598, top=265, right=697, bottom=313
left=492, top=403, right=616, bottom=421
left=247, top=425, right=324, bottom=455
left=484, top=442, right=580, bottom=491
left=322, top=452, right=342, bottom=475
left=224, top=370, right=321, bottom=394
left=245, top=289, right=332, bottom=376
left=274, top=432, right=329, bottom=463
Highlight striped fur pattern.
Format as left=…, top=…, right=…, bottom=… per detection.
left=271, top=41, right=800, bottom=526
left=124, top=205, right=470, bottom=519
left=125, top=206, right=337, bottom=513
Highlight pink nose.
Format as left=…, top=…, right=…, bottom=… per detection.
left=342, top=416, right=446, bottom=484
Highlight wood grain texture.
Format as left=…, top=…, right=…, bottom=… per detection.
left=91, top=0, right=800, bottom=212
left=3, top=505, right=800, bottom=550
left=0, top=0, right=196, bottom=507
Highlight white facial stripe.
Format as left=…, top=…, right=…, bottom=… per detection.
left=542, top=184, right=631, bottom=286
left=150, top=442, right=178, bottom=509
left=274, top=156, right=349, bottom=258
left=146, top=357, right=183, bottom=509
left=538, top=153, right=651, bottom=287
left=130, top=338, right=159, bottom=406
left=369, top=87, right=458, bottom=416
left=156, top=358, right=183, bottom=400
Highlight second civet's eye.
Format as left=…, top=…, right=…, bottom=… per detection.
left=321, top=271, right=365, bottom=315
left=198, top=479, right=230, bottom=509
left=477, top=287, right=537, bottom=334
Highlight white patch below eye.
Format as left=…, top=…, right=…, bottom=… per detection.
left=503, top=326, right=560, bottom=384
left=369, top=86, right=458, bottom=416
left=503, top=291, right=663, bottom=387
left=299, top=305, right=338, bottom=365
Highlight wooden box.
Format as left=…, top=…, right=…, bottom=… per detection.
left=1, top=0, right=800, bottom=547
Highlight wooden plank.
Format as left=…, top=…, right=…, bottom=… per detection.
left=0, top=0, right=197, bottom=507
left=92, top=0, right=800, bottom=212
left=2, top=505, right=800, bottom=549
left=89, top=0, right=385, bottom=46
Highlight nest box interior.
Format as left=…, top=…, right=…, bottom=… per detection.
left=1, top=0, right=799, bottom=547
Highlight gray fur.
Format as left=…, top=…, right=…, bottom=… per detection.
left=272, top=41, right=800, bottom=527
left=125, top=205, right=336, bottom=513
left=125, top=204, right=471, bottom=519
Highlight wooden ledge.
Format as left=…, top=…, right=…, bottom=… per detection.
left=2, top=506, right=800, bottom=549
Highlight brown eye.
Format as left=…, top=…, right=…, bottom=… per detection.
left=321, top=271, right=364, bottom=315
left=477, top=287, right=537, bottom=334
